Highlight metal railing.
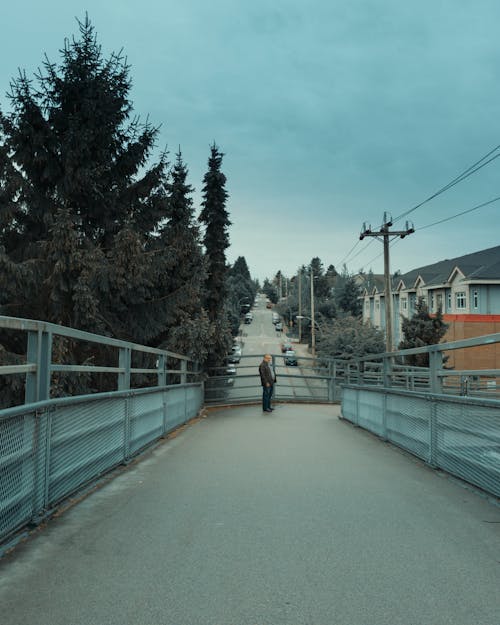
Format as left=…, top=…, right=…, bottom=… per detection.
left=341, top=333, right=500, bottom=499
left=204, top=353, right=350, bottom=405
left=0, top=316, right=203, bottom=545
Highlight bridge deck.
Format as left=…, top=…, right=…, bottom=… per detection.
left=1, top=403, right=499, bottom=625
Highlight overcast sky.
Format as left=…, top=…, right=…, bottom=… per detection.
left=1, top=0, right=499, bottom=283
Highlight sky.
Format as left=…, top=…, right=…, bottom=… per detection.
left=1, top=0, right=499, bottom=283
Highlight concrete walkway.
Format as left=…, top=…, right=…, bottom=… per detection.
left=0, top=404, right=499, bottom=625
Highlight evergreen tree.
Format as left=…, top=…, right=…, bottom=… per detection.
left=199, top=143, right=232, bottom=364
left=262, top=278, right=278, bottom=303
left=0, top=16, right=172, bottom=402
left=227, top=256, right=257, bottom=335
left=336, top=274, right=362, bottom=317
left=399, top=297, right=448, bottom=367
left=152, top=150, right=209, bottom=360
left=0, top=16, right=166, bottom=338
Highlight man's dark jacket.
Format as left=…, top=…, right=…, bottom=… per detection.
left=259, top=360, right=276, bottom=386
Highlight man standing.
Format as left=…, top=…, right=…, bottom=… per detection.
left=259, top=353, right=276, bottom=413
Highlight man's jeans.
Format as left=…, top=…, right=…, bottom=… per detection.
left=262, top=385, right=273, bottom=411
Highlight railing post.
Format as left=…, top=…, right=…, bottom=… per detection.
left=180, top=359, right=188, bottom=385
left=429, top=348, right=443, bottom=394
left=31, top=407, right=52, bottom=522
left=327, top=360, right=335, bottom=402
left=157, top=354, right=166, bottom=387
left=26, top=329, right=52, bottom=403
left=118, top=347, right=131, bottom=391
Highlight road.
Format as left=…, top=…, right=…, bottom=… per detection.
left=225, top=295, right=325, bottom=404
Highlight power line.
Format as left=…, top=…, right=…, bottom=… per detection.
left=391, top=144, right=500, bottom=224
left=418, top=195, right=500, bottom=231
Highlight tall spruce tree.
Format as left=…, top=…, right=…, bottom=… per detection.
left=0, top=16, right=166, bottom=337
left=152, top=150, right=211, bottom=361
left=199, top=144, right=232, bottom=365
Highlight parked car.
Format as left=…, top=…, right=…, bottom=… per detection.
left=228, top=345, right=242, bottom=363
left=275, top=322, right=283, bottom=332
left=281, top=341, right=292, bottom=353
left=284, top=350, right=297, bottom=366
left=244, top=312, right=253, bottom=324
left=272, top=313, right=280, bottom=324
left=226, top=363, right=237, bottom=383
left=266, top=302, right=272, bottom=309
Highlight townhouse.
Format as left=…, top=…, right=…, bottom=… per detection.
left=362, top=245, right=500, bottom=368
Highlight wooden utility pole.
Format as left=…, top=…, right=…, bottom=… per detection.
left=360, top=213, right=414, bottom=352
left=310, top=266, right=316, bottom=357
left=298, top=271, right=302, bottom=342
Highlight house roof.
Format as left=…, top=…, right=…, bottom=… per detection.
left=397, top=245, right=500, bottom=288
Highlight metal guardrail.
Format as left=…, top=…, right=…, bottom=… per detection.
left=204, top=354, right=350, bottom=405
left=341, top=332, right=500, bottom=499
left=0, top=316, right=203, bottom=545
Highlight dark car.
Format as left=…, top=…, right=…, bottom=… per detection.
left=281, top=342, right=292, bottom=353
left=284, top=350, right=297, bottom=366
left=275, top=322, right=283, bottom=332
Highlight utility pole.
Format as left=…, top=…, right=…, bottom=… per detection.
left=310, top=266, right=316, bottom=357
left=360, top=213, right=414, bottom=352
left=298, top=271, right=302, bottom=342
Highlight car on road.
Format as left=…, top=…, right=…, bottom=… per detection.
left=228, top=345, right=242, bottom=363
left=272, top=313, right=280, bottom=324
left=284, top=350, right=297, bottom=366
left=244, top=312, right=253, bottom=324
left=281, top=341, right=292, bottom=353
left=275, top=322, right=283, bottom=332
left=266, top=302, right=272, bottom=309
left=226, top=363, right=237, bottom=383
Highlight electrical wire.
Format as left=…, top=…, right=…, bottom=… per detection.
left=417, top=195, right=500, bottom=231
left=391, top=144, right=500, bottom=225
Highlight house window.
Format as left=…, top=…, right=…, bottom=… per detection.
left=375, top=300, right=380, bottom=311
left=401, top=298, right=407, bottom=311
left=455, top=291, right=466, bottom=310
left=473, top=290, right=479, bottom=309
left=437, top=294, right=443, bottom=311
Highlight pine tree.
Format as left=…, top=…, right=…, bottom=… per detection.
left=199, top=144, right=232, bottom=365
left=399, top=297, right=448, bottom=367
left=199, top=144, right=230, bottom=319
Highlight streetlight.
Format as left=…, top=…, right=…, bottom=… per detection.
left=295, top=315, right=320, bottom=358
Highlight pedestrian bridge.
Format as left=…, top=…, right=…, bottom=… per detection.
left=0, top=316, right=499, bottom=624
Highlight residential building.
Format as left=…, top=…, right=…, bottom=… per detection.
left=362, top=245, right=500, bottom=369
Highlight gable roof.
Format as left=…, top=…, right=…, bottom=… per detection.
left=397, top=245, right=500, bottom=288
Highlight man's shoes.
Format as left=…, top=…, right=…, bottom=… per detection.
left=264, top=409, right=273, bottom=413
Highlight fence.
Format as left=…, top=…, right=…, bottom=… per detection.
left=341, top=333, right=500, bottom=499
left=0, top=316, right=203, bottom=545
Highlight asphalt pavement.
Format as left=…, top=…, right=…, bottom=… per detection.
left=0, top=398, right=499, bottom=624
